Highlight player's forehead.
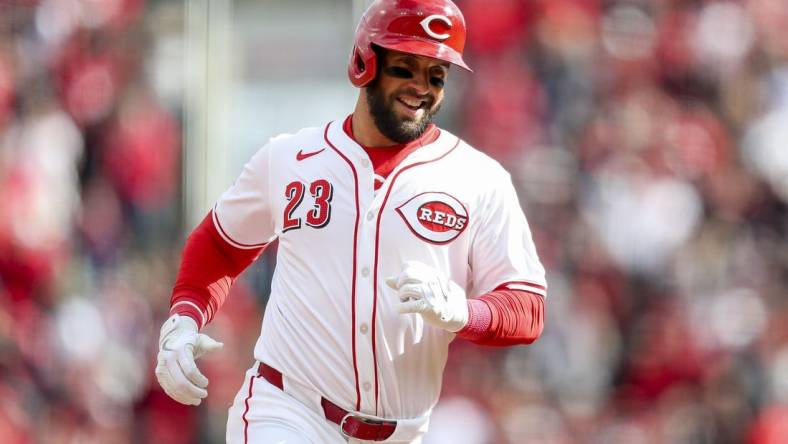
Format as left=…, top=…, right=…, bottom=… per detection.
left=383, top=49, right=450, bottom=72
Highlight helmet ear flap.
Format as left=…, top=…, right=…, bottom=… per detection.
left=349, top=44, right=378, bottom=87
left=364, top=47, right=378, bottom=85
left=353, top=47, right=366, bottom=73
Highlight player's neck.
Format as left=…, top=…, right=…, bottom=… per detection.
left=352, top=96, right=400, bottom=148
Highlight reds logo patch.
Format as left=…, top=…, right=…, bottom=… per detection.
left=396, top=192, right=469, bottom=244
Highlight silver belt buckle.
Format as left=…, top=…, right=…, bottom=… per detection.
left=339, top=413, right=354, bottom=439
left=339, top=412, right=390, bottom=439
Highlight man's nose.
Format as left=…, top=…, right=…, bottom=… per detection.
left=408, top=72, right=431, bottom=96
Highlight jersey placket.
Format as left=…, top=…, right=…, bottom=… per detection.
left=353, top=149, right=382, bottom=414
left=326, top=119, right=457, bottom=416
left=324, top=120, right=381, bottom=415
left=354, top=137, right=457, bottom=416
left=351, top=138, right=438, bottom=415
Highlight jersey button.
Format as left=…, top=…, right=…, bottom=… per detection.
left=362, top=159, right=370, bottom=168
left=363, top=381, right=372, bottom=391
left=360, top=323, right=368, bottom=334
left=361, top=267, right=369, bottom=277
left=366, top=211, right=374, bottom=221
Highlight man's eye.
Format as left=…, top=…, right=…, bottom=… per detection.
left=384, top=67, right=413, bottom=78
left=430, top=77, right=445, bottom=88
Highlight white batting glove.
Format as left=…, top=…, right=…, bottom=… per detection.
left=155, top=314, right=223, bottom=406
left=385, top=261, right=469, bottom=332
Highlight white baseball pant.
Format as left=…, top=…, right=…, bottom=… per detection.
left=226, top=364, right=423, bottom=444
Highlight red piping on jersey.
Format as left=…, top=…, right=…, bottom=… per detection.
left=499, top=281, right=546, bottom=291
left=371, top=136, right=462, bottom=415
left=497, top=280, right=547, bottom=296
left=212, top=207, right=269, bottom=248
left=323, top=121, right=362, bottom=411
left=242, top=375, right=256, bottom=444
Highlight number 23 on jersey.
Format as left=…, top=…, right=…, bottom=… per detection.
left=283, top=179, right=333, bottom=232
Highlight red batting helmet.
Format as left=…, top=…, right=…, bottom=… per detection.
left=348, top=0, right=472, bottom=87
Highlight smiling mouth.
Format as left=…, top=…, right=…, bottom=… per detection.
left=397, top=96, right=427, bottom=112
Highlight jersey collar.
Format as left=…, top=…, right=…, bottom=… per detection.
left=325, top=116, right=457, bottom=169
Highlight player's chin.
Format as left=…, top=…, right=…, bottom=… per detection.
left=396, top=105, right=435, bottom=127
left=400, top=118, right=427, bottom=134
left=394, top=113, right=424, bottom=129
left=389, top=114, right=424, bottom=135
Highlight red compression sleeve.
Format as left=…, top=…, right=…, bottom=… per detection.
left=169, top=211, right=265, bottom=328
left=456, top=289, right=545, bottom=346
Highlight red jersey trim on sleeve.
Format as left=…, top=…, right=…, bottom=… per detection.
left=495, top=280, right=547, bottom=297
left=212, top=206, right=271, bottom=250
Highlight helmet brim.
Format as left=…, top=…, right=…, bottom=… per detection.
left=375, top=37, right=472, bottom=72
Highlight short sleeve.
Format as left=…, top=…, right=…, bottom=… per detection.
left=469, top=173, right=546, bottom=297
left=213, top=143, right=276, bottom=249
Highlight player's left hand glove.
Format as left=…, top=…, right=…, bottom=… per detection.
left=386, top=261, right=469, bottom=332
left=155, top=314, right=223, bottom=406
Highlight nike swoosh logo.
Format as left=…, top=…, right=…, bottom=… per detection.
left=296, top=148, right=325, bottom=161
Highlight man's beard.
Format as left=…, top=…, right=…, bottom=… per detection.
left=365, top=83, right=441, bottom=144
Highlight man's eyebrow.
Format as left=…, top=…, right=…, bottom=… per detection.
left=392, top=56, right=450, bottom=72
left=392, top=55, right=418, bottom=66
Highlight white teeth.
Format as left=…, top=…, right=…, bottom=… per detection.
left=400, top=97, right=423, bottom=108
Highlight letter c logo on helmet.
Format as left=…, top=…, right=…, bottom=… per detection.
left=348, top=0, right=472, bottom=88
left=420, top=15, right=452, bottom=41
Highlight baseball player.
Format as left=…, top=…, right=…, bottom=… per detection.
left=155, top=0, right=547, bottom=442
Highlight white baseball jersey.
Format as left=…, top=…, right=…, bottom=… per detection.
left=213, top=118, right=546, bottom=420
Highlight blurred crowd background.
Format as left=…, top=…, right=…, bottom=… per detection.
left=0, top=0, right=787, bottom=443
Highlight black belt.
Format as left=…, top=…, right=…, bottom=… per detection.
left=257, top=362, right=397, bottom=441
